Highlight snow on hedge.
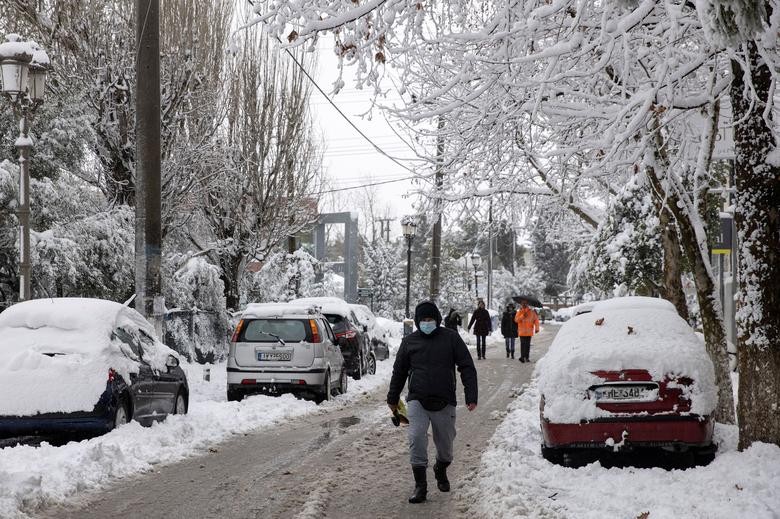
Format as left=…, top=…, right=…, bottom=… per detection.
left=537, top=297, right=717, bottom=423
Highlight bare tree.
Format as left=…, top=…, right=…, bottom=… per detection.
left=193, top=24, right=322, bottom=310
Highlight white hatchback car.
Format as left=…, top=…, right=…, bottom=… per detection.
left=227, top=303, right=347, bottom=403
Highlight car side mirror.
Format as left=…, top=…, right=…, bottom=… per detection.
left=166, top=355, right=180, bottom=370
left=337, top=337, right=349, bottom=348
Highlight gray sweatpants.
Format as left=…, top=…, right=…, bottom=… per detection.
left=406, top=399, right=457, bottom=467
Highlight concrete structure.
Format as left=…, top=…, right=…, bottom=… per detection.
left=313, top=212, right=359, bottom=303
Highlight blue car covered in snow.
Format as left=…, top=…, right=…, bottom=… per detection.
left=0, top=298, right=188, bottom=440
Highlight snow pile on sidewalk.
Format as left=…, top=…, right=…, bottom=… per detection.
left=0, top=350, right=396, bottom=519
left=470, top=380, right=780, bottom=519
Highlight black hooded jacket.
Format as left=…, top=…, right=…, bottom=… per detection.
left=387, top=301, right=478, bottom=408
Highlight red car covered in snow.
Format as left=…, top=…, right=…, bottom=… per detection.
left=538, top=297, right=718, bottom=467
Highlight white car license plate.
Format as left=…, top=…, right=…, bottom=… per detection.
left=591, top=384, right=658, bottom=403
left=257, top=351, right=292, bottom=361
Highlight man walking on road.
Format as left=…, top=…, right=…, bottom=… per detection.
left=387, top=300, right=478, bottom=504
left=514, top=299, right=540, bottom=362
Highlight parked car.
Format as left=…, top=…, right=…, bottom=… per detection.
left=537, top=307, right=554, bottom=323
left=290, top=297, right=376, bottom=379
left=537, top=296, right=718, bottom=468
left=0, top=298, right=188, bottom=440
left=349, top=304, right=390, bottom=361
left=227, top=303, right=347, bottom=403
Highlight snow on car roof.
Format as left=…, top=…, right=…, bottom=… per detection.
left=592, top=296, right=676, bottom=313
left=242, top=302, right=322, bottom=319
left=0, top=298, right=173, bottom=416
left=537, top=296, right=717, bottom=424
left=348, top=304, right=376, bottom=324
left=289, top=297, right=353, bottom=317
left=0, top=298, right=154, bottom=354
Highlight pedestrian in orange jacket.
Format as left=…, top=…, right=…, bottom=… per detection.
left=514, top=299, right=540, bottom=363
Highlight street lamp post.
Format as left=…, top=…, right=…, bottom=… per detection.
left=402, top=217, right=417, bottom=319
left=0, top=34, right=50, bottom=302
left=471, top=252, right=482, bottom=299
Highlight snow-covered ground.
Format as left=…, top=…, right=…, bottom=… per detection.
left=0, top=354, right=396, bottom=519
left=472, top=378, right=780, bottom=519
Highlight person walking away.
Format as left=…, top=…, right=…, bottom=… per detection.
left=500, top=303, right=518, bottom=359
left=443, top=308, right=462, bottom=331
left=514, top=299, right=540, bottom=363
left=387, top=301, right=478, bottom=504
left=467, top=300, right=491, bottom=359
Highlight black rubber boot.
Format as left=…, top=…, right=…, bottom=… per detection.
left=433, top=461, right=451, bottom=492
left=409, top=466, right=427, bottom=503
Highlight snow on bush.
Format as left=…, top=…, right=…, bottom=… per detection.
left=246, top=249, right=333, bottom=304
left=164, top=255, right=228, bottom=362
left=31, top=206, right=135, bottom=302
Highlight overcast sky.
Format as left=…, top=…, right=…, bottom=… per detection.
left=308, top=41, right=422, bottom=235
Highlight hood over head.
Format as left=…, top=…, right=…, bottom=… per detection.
left=414, top=300, right=442, bottom=329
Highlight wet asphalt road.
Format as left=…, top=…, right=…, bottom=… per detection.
left=36, top=330, right=556, bottom=519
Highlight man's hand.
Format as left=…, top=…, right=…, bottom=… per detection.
left=388, top=404, right=398, bottom=414
left=467, top=403, right=477, bottom=411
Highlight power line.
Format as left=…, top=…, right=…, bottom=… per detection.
left=278, top=41, right=419, bottom=176
left=314, top=175, right=419, bottom=195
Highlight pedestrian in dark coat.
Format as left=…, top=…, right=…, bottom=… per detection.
left=387, top=300, right=478, bottom=504
left=500, top=303, right=518, bottom=359
left=467, top=300, right=492, bottom=360
left=443, top=308, right=462, bottom=330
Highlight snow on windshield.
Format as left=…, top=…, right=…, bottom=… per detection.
left=537, top=297, right=717, bottom=423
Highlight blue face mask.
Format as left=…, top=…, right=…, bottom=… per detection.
left=419, top=321, right=437, bottom=335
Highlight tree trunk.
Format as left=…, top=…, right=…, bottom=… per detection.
left=221, top=256, right=243, bottom=312
left=645, top=124, right=735, bottom=423
left=659, top=206, right=690, bottom=322
left=670, top=201, right=736, bottom=424
left=730, top=42, right=780, bottom=450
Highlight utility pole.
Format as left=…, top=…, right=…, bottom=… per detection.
left=375, top=217, right=393, bottom=243
left=135, top=0, right=163, bottom=336
left=429, top=115, right=445, bottom=302
left=487, top=197, right=493, bottom=309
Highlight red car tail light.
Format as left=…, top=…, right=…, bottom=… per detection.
left=241, top=379, right=256, bottom=385
left=309, top=319, right=321, bottom=343
left=336, top=329, right=357, bottom=339
left=231, top=320, right=245, bottom=343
